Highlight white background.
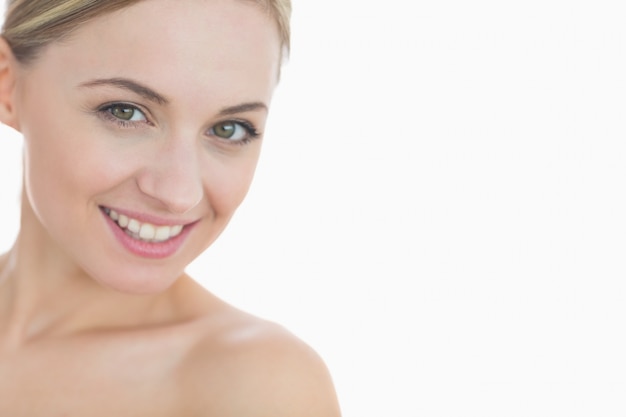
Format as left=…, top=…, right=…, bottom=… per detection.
left=2, top=1, right=626, bottom=416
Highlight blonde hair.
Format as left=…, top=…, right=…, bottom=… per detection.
left=2, top=0, right=291, bottom=64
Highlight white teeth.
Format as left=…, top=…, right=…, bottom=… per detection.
left=127, top=219, right=141, bottom=234
left=104, top=208, right=185, bottom=243
left=154, top=226, right=171, bottom=241
left=118, top=214, right=129, bottom=228
left=139, top=223, right=156, bottom=240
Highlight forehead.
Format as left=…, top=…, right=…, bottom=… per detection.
left=22, top=0, right=281, bottom=104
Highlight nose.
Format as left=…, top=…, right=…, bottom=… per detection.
left=135, top=141, right=203, bottom=214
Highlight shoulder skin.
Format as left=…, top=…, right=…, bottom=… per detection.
left=178, top=315, right=342, bottom=417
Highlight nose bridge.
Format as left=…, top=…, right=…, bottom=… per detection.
left=136, top=137, right=203, bottom=214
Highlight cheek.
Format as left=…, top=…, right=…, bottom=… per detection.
left=21, top=126, right=132, bottom=232
left=203, top=150, right=261, bottom=217
left=21, top=114, right=83, bottom=222
left=20, top=90, right=101, bottom=191
left=23, top=128, right=120, bottom=190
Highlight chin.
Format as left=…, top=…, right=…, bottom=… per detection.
left=85, top=264, right=185, bottom=296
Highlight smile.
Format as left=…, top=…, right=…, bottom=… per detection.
left=102, top=207, right=184, bottom=243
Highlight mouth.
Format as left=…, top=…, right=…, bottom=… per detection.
left=101, top=207, right=185, bottom=243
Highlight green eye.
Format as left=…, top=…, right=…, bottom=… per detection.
left=209, top=120, right=260, bottom=145
left=106, top=104, right=146, bottom=122
left=213, top=121, right=242, bottom=139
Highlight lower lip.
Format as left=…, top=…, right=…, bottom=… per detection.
left=102, top=210, right=194, bottom=259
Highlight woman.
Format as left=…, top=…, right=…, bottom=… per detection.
left=0, top=0, right=341, bottom=415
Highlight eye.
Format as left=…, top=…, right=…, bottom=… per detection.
left=105, top=104, right=147, bottom=122
left=212, top=121, right=247, bottom=141
left=209, top=120, right=259, bottom=144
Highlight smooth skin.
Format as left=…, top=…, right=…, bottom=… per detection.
left=0, top=0, right=341, bottom=415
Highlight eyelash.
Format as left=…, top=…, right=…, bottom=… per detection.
left=95, top=102, right=261, bottom=145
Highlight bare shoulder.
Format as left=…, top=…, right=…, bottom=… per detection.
left=177, top=299, right=341, bottom=417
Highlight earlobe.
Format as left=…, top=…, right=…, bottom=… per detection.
left=0, top=36, right=20, bottom=130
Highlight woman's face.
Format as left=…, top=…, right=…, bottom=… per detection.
left=8, top=0, right=281, bottom=293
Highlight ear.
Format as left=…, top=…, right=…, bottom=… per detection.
left=0, top=36, right=20, bottom=131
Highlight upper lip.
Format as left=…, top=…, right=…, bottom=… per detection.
left=100, top=205, right=200, bottom=227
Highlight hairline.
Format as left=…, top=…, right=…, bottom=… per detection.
left=3, top=0, right=289, bottom=67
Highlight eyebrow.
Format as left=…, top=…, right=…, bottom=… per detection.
left=79, top=77, right=169, bottom=105
left=78, top=77, right=268, bottom=115
left=218, top=102, right=268, bottom=116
